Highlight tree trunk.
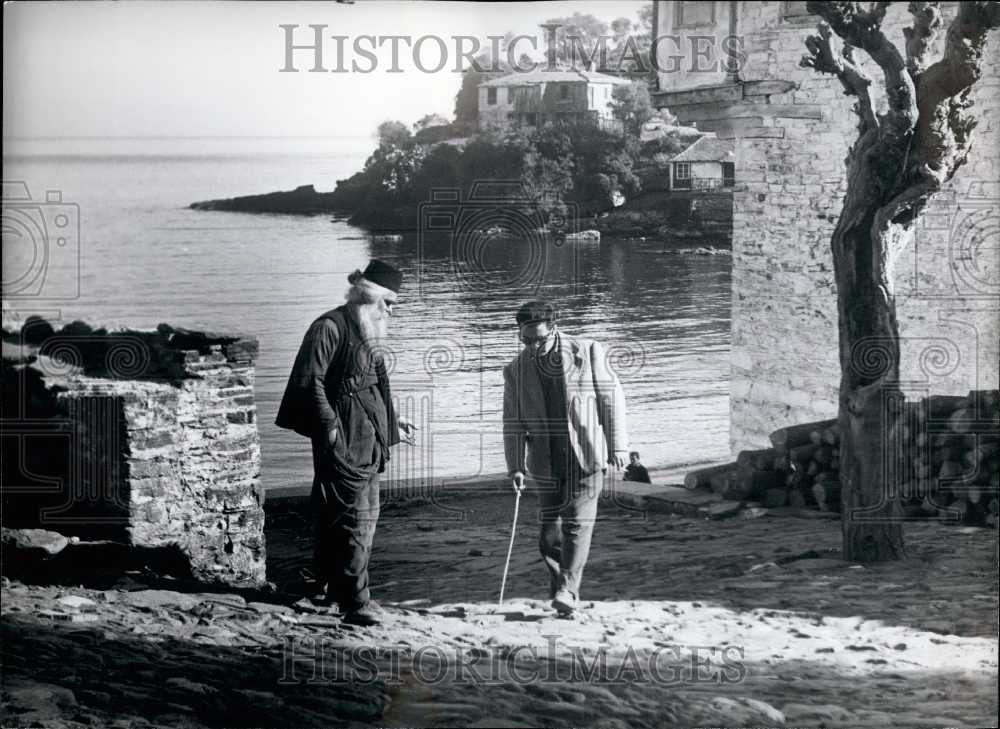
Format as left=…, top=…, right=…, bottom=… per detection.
left=802, top=0, right=1000, bottom=561
left=831, top=178, right=907, bottom=562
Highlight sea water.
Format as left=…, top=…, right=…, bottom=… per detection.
left=3, top=136, right=731, bottom=489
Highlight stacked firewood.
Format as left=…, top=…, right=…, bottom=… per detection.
left=683, top=390, right=999, bottom=526
left=897, top=391, right=1000, bottom=528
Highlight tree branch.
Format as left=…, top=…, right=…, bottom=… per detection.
left=915, top=1, right=1000, bottom=185
left=807, top=1, right=919, bottom=143
left=801, top=21, right=878, bottom=131
left=870, top=1, right=891, bottom=27
left=903, top=2, right=944, bottom=77
left=920, top=1, right=1000, bottom=100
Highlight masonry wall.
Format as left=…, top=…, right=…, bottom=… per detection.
left=729, top=3, right=1000, bottom=451
left=655, top=0, right=737, bottom=92
left=1, top=321, right=266, bottom=587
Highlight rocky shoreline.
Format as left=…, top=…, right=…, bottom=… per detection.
left=190, top=185, right=339, bottom=215
left=188, top=186, right=734, bottom=246
left=3, top=490, right=997, bottom=728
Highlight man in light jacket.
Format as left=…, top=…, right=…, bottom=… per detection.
left=502, top=300, right=629, bottom=616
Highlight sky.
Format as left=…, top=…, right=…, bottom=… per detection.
left=3, top=0, right=647, bottom=140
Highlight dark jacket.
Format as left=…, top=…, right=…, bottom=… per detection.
left=276, top=307, right=399, bottom=471
left=624, top=463, right=651, bottom=484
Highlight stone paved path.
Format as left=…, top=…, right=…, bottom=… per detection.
left=2, top=490, right=997, bottom=727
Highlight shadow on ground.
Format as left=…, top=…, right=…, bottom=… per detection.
left=3, top=611, right=996, bottom=729
left=267, top=490, right=999, bottom=638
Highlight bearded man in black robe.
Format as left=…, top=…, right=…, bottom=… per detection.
left=276, top=259, right=415, bottom=625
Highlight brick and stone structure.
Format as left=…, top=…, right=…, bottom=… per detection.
left=653, top=1, right=1000, bottom=452
left=1, top=320, right=266, bottom=587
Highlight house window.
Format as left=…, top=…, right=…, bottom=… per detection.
left=676, top=1, right=715, bottom=28
left=674, top=162, right=692, bottom=189
left=487, top=88, right=497, bottom=105
left=524, top=112, right=538, bottom=126
left=722, top=162, right=735, bottom=187
left=588, top=87, right=595, bottom=105
left=560, top=84, right=569, bottom=99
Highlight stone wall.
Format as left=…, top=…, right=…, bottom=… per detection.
left=1, top=320, right=265, bottom=587
left=654, top=0, right=737, bottom=94
left=728, top=3, right=1000, bottom=451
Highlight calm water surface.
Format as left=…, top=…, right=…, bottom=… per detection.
left=3, top=137, right=731, bottom=488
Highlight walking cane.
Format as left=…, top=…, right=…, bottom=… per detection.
left=498, top=488, right=522, bottom=608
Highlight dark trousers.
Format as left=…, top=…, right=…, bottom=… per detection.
left=537, top=470, right=602, bottom=600
left=310, top=438, right=380, bottom=611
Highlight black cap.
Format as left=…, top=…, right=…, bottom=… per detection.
left=361, top=259, right=403, bottom=293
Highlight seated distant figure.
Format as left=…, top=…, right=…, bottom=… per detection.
left=623, top=451, right=651, bottom=483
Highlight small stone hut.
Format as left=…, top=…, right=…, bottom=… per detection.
left=1, top=319, right=266, bottom=587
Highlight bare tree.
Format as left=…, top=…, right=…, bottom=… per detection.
left=800, top=1, right=1000, bottom=561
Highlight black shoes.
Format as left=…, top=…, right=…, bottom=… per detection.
left=343, top=600, right=382, bottom=626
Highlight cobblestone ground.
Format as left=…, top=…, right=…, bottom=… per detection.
left=2, top=490, right=997, bottom=728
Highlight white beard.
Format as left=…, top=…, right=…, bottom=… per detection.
left=355, top=303, right=388, bottom=346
